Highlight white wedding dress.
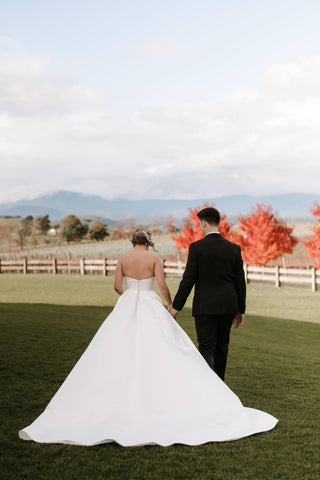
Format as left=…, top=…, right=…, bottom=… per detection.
left=19, top=276, right=278, bottom=447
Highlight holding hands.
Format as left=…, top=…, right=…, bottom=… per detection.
left=168, top=305, right=179, bottom=319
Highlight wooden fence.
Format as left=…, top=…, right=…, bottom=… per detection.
left=0, top=258, right=319, bottom=291
left=243, top=265, right=319, bottom=292
left=0, top=258, right=118, bottom=276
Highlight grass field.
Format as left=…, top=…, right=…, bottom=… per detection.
left=1, top=275, right=320, bottom=480
left=1, top=274, right=319, bottom=323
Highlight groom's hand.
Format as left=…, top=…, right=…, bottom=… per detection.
left=233, top=314, right=244, bottom=328
left=168, top=306, right=179, bottom=319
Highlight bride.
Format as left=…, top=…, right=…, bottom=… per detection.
left=19, top=227, right=278, bottom=447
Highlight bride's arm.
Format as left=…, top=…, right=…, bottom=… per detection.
left=154, top=257, right=172, bottom=307
left=114, top=258, right=124, bottom=295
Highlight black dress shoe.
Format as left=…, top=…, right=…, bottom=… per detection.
left=204, top=354, right=214, bottom=370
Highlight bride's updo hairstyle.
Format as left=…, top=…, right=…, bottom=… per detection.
left=130, top=226, right=156, bottom=251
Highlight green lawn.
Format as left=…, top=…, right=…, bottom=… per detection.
left=1, top=275, right=320, bottom=480
left=1, top=273, right=319, bottom=323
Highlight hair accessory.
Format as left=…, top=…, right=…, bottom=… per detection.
left=142, top=230, right=150, bottom=241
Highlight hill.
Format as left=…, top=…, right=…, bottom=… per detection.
left=0, top=191, right=319, bottom=221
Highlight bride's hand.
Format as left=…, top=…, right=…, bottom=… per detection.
left=168, top=305, right=179, bottom=319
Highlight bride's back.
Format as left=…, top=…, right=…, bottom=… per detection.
left=120, top=249, right=157, bottom=280
left=114, top=227, right=172, bottom=305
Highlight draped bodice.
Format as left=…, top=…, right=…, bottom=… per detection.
left=125, top=276, right=155, bottom=291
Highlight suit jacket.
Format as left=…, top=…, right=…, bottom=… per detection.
left=172, top=233, right=246, bottom=316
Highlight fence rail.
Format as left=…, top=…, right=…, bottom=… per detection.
left=244, top=264, right=319, bottom=291
left=0, top=258, right=118, bottom=277
left=0, top=258, right=319, bottom=291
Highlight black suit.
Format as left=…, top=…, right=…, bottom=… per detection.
left=172, top=233, right=246, bottom=380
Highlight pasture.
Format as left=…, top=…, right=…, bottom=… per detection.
left=0, top=219, right=316, bottom=269
left=1, top=275, right=320, bottom=480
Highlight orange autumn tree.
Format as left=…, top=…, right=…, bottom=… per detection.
left=235, top=203, right=298, bottom=266
left=303, top=203, right=320, bottom=268
left=172, top=202, right=236, bottom=254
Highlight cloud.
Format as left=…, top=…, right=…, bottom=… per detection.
left=0, top=38, right=106, bottom=116
left=1, top=38, right=320, bottom=203
left=263, top=56, right=320, bottom=101
left=131, top=38, right=191, bottom=62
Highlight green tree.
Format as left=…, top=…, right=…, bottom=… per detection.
left=39, top=214, right=51, bottom=234
left=60, top=215, right=88, bottom=243
left=34, top=215, right=51, bottom=235
left=88, top=220, right=109, bottom=241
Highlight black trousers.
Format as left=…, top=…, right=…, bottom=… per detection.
left=194, top=314, right=234, bottom=381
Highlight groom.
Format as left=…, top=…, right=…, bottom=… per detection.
left=169, top=207, right=246, bottom=381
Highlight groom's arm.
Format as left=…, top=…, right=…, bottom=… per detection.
left=172, top=243, right=198, bottom=312
left=234, top=246, right=246, bottom=315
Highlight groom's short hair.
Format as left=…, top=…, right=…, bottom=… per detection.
left=197, top=207, right=220, bottom=226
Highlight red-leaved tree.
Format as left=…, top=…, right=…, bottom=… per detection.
left=172, top=202, right=237, bottom=254
left=303, top=203, right=320, bottom=268
left=235, top=203, right=298, bottom=266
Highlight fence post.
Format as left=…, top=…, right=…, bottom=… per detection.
left=243, top=263, right=248, bottom=284
left=23, top=258, right=27, bottom=274
left=163, top=259, right=166, bottom=277
left=275, top=266, right=280, bottom=288
left=80, top=258, right=85, bottom=276
left=52, top=258, right=57, bottom=275
left=66, top=252, right=70, bottom=274
left=103, top=258, right=107, bottom=276
left=0, top=258, right=1, bottom=274
left=311, top=267, right=316, bottom=292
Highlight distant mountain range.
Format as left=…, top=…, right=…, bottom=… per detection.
left=0, top=191, right=319, bottom=222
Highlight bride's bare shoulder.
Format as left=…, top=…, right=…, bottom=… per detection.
left=117, top=252, right=132, bottom=262
left=148, top=251, right=162, bottom=262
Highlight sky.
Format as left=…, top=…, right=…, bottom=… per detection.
left=1, top=0, right=320, bottom=203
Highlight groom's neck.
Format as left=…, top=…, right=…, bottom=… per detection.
left=204, top=225, right=219, bottom=235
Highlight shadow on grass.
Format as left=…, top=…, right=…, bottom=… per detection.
left=1, top=303, right=320, bottom=480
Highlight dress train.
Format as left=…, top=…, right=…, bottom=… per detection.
left=19, top=276, right=278, bottom=446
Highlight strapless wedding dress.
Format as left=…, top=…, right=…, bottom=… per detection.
left=19, top=276, right=278, bottom=446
